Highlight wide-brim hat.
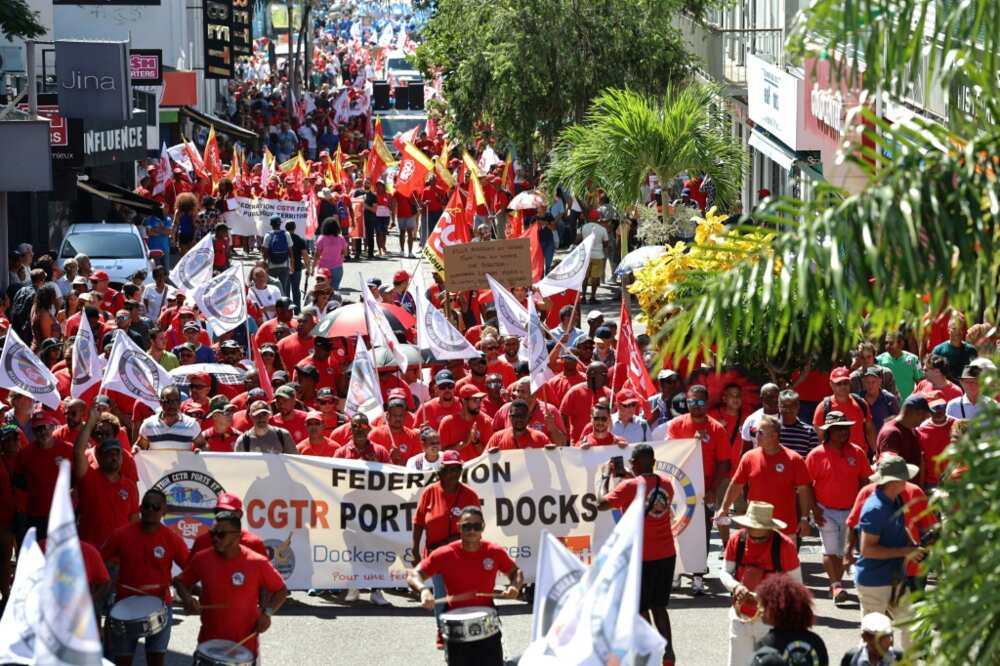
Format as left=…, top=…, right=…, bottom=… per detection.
left=869, top=454, right=919, bottom=485
left=818, top=410, right=856, bottom=431
left=731, top=501, right=787, bottom=531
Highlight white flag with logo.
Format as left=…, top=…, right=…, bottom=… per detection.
left=152, top=142, right=171, bottom=195
left=70, top=313, right=104, bottom=399
left=529, top=531, right=586, bottom=641
left=169, top=232, right=215, bottom=293
left=0, top=328, right=61, bottom=410
left=34, top=461, right=103, bottom=666
left=359, top=273, right=407, bottom=373
left=345, top=336, right=384, bottom=423
left=486, top=273, right=528, bottom=337
left=191, top=265, right=247, bottom=337
left=521, top=478, right=667, bottom=665
left=0, top=527, right=44, bottom=665
left=526, top=296, right=554, bottom=393
left=535, top=234, right=596, bottom=297
left=101, top=330, right=175, bottom=410
left=413, top=273, right=479, bottom=361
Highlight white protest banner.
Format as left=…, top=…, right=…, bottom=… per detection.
left=191, top=265, right=247, bottom=337
left=0, top=328, right=62, bottom=410
left=413, top=272, right=480, bottom=361
left=135, top=439, right=705, bottom=590
left=345, top=336, right=384, bottom=423
left=486, top=273, right=529, bottom=337
left=169, top=232, right=214, bottom=294
left=0, top=527, right=43, bottom=665
left=70, top=312, right=103, bottom=399
left=101, top=330, right=175, bottom=410
left=535, top=233, right=595, bottom=297
left=228, top=197, right=310, bottom=237
left=526, top=297, right=553, bottom=392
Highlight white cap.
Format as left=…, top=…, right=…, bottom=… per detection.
left=860, top=612, right=893, bottom=636
left=586, top=310, right=603, bottom=321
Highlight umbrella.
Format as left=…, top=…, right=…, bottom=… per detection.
left=614, top=245, right=668, bottom=278
left=507, top=190, right=547, bottom=211
left=170, top=363, right=246, bottom=389
left=372, top=344, right=424, bottom=368
left=311, top=302, right=415, bottom=339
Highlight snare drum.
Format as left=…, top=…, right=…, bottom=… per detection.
left=193, top=639, right=256, bottom=666
left=107, top=595, right=168, bottom=640
left=439, top=606, right=500, bottom=643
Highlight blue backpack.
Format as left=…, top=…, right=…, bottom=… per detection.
left=266, top=230, right=290, bottom=264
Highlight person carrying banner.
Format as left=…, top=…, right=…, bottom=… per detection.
left=559, top=361, right=612, bottom=441
left=439, top=385, right=494, bottom=462
left=719, top=501, right=802, bottom=666
left=173, top=512, right=288, bottom=659
left=485, top=400, right=552, bottom=450
left=408, top=505, right=523, bottom=665
left=137, top=386, right=206, bottom=451
left=597, top=443, right=678, bottom=666
left=102, top=488, right=189, bottom=666
left=333, top=414, right=391, bottom=462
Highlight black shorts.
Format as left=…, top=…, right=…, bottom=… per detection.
left=640, top=556, right=676, bottom=611
left=177, top=232, right=195, bottom=245
left=445, top=631, right=502, bottom=666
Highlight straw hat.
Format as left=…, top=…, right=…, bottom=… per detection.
left=818, top=410, right=856, bottom=431
left=731, top=501, right=787, bottom=532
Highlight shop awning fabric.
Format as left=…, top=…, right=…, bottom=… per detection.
left=77, top=178, right=161, bottom=215
left=748, top=129, right=797, bottom=171
left=178, top=106, right=259, bottom=147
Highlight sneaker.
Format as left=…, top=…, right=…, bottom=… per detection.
left=370, top=589, right=390, bottom=606
left=691, top=575, right=706, bottom=596
left=343, top=588, right=360, bottom=602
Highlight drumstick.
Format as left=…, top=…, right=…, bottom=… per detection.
left=226, top=632, right=256, bottom=655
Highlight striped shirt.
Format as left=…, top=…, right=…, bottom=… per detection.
left=139, top=413, right=201, bottom=450
left=778, top=418, right=819, bottom=458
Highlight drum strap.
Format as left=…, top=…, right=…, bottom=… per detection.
left=645, top=474, right=662, bottom=515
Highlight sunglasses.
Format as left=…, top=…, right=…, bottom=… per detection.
left=459, top=523, right=484, bottom=532
left=318, top=399, right=335, bottom=405
left=592, top=415, right=609, bottom=421
left=687, top=399, right=707, bottom=407
left=141, top=502, right=164, bottom=511
left=209, top=529, right=239, bottom=539
left=160, top=398, right=181, bottom=405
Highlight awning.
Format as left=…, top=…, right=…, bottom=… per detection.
left=77, top=178, right=161, bottom=215
left=748, top=129, right=797, bottom=170
left=178, top=106, right=259, bottom=147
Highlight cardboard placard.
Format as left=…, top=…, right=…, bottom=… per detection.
left=443, top=238, right=532, bottom=292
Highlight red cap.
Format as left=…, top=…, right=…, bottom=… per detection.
left=393, top=270, right=410, bottom=284
left=306, top=410, right=324, bottom=423
left=216, top=492, right=243, bottom=512
left=30, top=410, right=59, bottom=428
left=190, top=371, right=211, bottom=387
left=587, top=209, right=600, bottom=221
left=615, top=389, right=640, bottom=406
left=830, top=367, right=851, bottom=383
left=440, top=450, right=463, bottom=467
left=387, top=388, right=408, bottom=401
left=91, top=271, right=110, bottom=283
left=315, top=267, right=331, bottom=280
left=458, top=384, right=486, bottom=399
left=181, top=403, right=206, bottom=418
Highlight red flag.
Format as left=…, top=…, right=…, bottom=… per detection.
left=392, top=125, right=420, bottom=154
left=422, top=187, right=470, bottom=275
left=253, top=339, right=274, bottom=401
left=304, top=188, right=320, bottom=239
left=613, top=298, right=657, bottom=416
left=184, top=138, right=208, bottom=180
left=203, top=126, right=224, bottom=183
left=374, top=117, right=383, bottom=138
left=425, top=115, right=438, bottom=141
left=501, top=154, right=514, bottom=191
left=365, top=134, right=394, bottom=183
left=394, top=143, right=433, bottom=197
left=508, top=209, right=524, bottom=238
left=521, top=222, right=544, bottom=281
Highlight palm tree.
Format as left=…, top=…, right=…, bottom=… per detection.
left=650, top=0, right=1000, bottom=662
left=543, top=84, right=747, bottom=214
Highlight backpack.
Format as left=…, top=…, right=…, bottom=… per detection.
left=734, top=530, right=784, bottom=573
left=266, top=230, right=290, bottom=265
left=822, top=394, right=871, bottom=446
left=9, top=285, right=36, bottom=345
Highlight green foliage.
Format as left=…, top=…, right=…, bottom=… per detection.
left=414, top=0, right=703, bottom=159
left=543, top=84, right=747, bottom=213
left=0, top=0, right=45, bottom=41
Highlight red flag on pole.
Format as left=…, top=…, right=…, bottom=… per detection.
left=613, top=298, right=657, bottom=416
left=203, top=126, right=224, bottom=183
left=395, top=143, right=433, bottom=197
left=521, top=222, right=544, bottom=281
left=253, top=339, right=274, bottom=401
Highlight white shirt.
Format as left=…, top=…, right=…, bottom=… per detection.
left=54, top=276, right=73, bottom=297
left=142, top=283, right=169, bottom=320
left=406, top=453, right=441, bottom=472
left=249, top=284, right=282, bottom=319
left=946, top=394, right=995, bottom=420
left=739, top=407, right=766, bottom=443
left=581, top=222, right=608, bottom=259
left=139, top=413, right=201, bottom=450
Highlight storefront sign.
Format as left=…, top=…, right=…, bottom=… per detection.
left=204, top=0, right=235, bottom=79
left=232, top=0, right=254, bottom=57
left=83, top=112, right=148, bottom=167
left=810, top=86, right=845, bottom=133
left=55, top=40, right=133, bottom=122
left=129, top=49, right=163, bottom=86
left=747, top=54, right=820, bottom=152
left=12, top=93, right=84, bottom=166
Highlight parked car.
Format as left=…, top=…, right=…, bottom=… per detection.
left=57, top=223, right=156, bottom=287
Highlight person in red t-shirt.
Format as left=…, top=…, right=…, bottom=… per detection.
left=486, top=400, right=552, bottom=450
left=333, top=414, right=391, bottom=463
left=13, top=410, right=74, bottom=534
left=415, top=370, right=462, bottom=429
left=598, top=444, right=677, bottom=666
left=559, top=362, right=613, bottom=441
left=187, top=493, right=268, bottom=562
left=455, top=354, right=489, bottom=395
left=916, top=395, right=954, bottom=487
left=276, top=309, right=317, bottom=371
left=296, top=411, right=338, bottom=456
left=717, top=414, right=820, bottom=540
left=174, top=512, right=289, bottom=657
left=492, top=378, right=567, bottom=444
left=665, top=385, right=732, bottom=499
left=813, top=366, right=876, bottom=452
left=408, top=505, right=522, bottom=663
left=719, top=502, right=802, bottom=666
left=369, top=395, right=421, bottom=463
left=543, top=352, right=587, bottom=407
left=805, top=411, right=873, bottom=603
left=103, top=488, right=189, bottom=666
left=269, top=385, right=309, bottom=443
left=577, top=402, right=628, bottom=448
left=439, top=385, right=494, bottom=461
left=202, top=400, right=239, bottom=452
left=480, top=373, right=508, bottom=419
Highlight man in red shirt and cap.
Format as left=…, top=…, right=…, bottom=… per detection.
left=390, top=270, right=416, bottom=314
left=369, top=393, right=421, bottom=463
left=813, top=366, right=876, bottom=453
left=416, top=370, right=462, bottom=430
left=439, top=385, right=494, bottom=461
left=486, top=400, right=552, bottom=450
left=91, top=271, right=126, bottom=314
left=296, top=411, right=338, bottom=456
left=13, top=410, right=73, bottom=535
left=559, top=362, right=612, bottom=441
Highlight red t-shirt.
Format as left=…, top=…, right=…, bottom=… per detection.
left=394, top=191, right=416, bottom=217
left=723, top=529, right=800, bottom=579
left=812, top=395, right=870, bottom=451
left=14, top=441, right=75, bottom=517
left=487, top=428, right=550, bottom=450
left=296, top=437, right=339, bottom=456
left=188, top=529, right=268, bottom=563
left=84, top=436, right=138, bottom=482
left=333, top=441, right=392, bottom=462
left=439, top=413, right=494, bottom=461
left=414, top=482, right=481, bottom=551
left=491, top=400, right=564, bottom=437
left=605, top=473, right=676, bottom=560
left=805, top=443, right=873, bottom=509
left=914, top=379, right=962, bottom=403
left=102, top=522, right=190, bottom=602
left=732, top=447, right=810, bottom=535
left=271, top=410, right=309, bottom=443
left=418, top=540, right=515, bottom=610
left=202, top=427, right=239, bottom=453
left=559, top=384, right=612, bottom=441
left=415, top=397, right=462, bottom=430
left=176, top=546, right=286, bottom=655
left=665, top=414, right=730, bottom=489
left=254, top=317, right=297, bottom=347
left=82, top=540, right=111, bottom=586
left=487, top=359, right=517, bottom=388
left=708, top=407, right=746, bottom=470
left=368, top=425, right=421, bottom=462
left=0, top=460, right=13, bottom=526
left=76, top=468, right=139, bottom=548
left=916, top=417, right=954, bottom=484
left=576, top=431, right=626, bottom=447
left=277, top=333, right=314, bottom=373
left=298, top=355, right=341, bottom=393
left=455, top=374, right=488, bottom=395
